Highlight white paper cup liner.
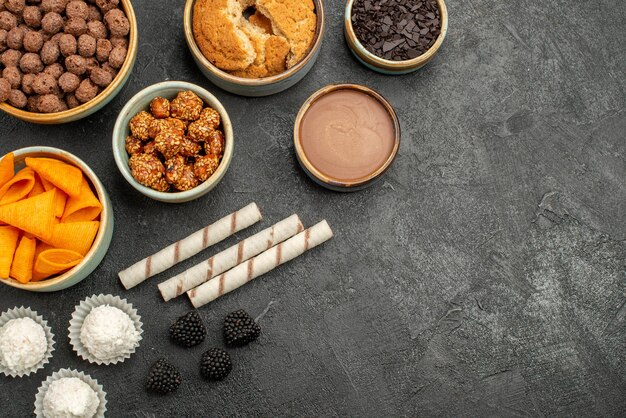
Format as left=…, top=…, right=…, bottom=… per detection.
left=69, top=294, right=143, bottom=365
left=34, top=368, right=107, bottom=418
left=0, top=306, right=55, bottom=378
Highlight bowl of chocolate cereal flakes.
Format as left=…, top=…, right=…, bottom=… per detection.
left=0, top=0, right=137, bottom=124
left=184, top=0, right=325, bottom=97
left=345, top=0, right=448, bottom=74
left=112, top=81, right=233, bottom=203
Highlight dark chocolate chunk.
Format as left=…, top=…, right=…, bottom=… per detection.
left=352, top=0, right=442, bottom=61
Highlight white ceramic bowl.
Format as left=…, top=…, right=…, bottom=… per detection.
left=112, top=81, right=234, bottom=203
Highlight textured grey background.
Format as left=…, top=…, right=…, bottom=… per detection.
left=1, top=0, right=625, bottom=416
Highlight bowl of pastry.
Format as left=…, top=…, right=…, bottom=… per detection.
left=0, top=147, right=114, bottom=292
left=183, top=0, right=325, bottom=97
left=0, top=0, right=138, bottom=124
left=112, top=81, right=234, bottom=203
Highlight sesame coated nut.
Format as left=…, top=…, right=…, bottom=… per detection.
left=175, top=163, right=199, bottom=191
left=37, top=93, right=64, bottom=112
left=155, top=129, right=183, bottom=159
left=20, top=52, right=44, bottom=73
left=58, top=71, right=80, bottom=92
left=186, top=119, right=213, bottom=142
left=2, top=66, right=21, bottom=88
left=74, top=77, right=97, bottom=102
left=149, top=96, right=170, bottom=119
left=21, top=72, right=36, bottom=94
left=206, top=129, right=225, bottom=156
left=23, top=6, right=43, bottom=28
left=143, top=140, right=157, bottom=155
left=41, top=12, right=64, bottom=34
left=66, top=0, right=89, bottom=19
left=87, top=20, right=107, bottom=39
left=40, top=39, right=60, bottom=63
left=151, top=177, right=170, bottom=192
left=8, top=88, right=27, bottom=107
left=107, top=44, right=125, bottom=68
left=77, top=33, right=96, bottom=56
left=0, top=11, right=18, bottom=31
left=164, top=117, right=186, bottom=135
left=23, top=30, right=44, bottom=52
left=41, top=0, right=68, bottom=14
left=171, top=90, right=203, bottom=121
left=194, top=154, right=220, bottom=182
left=6, top=27, right=24, bottom=50
left=179, top=136, right=202, bottom=157
left=125, top=136, right=143, bottom=155
left=89, top=66, right=111, bottom=86
left=104, top=8, right=128, bottom=37
left=129, top=153, right=165, bottom=189
left=129, top=111, right=154, bottom=141
left=0, top=78, right=11, bottom=102
left=164, top=155, right=185, bottom=185
left=199, top=107, right=221, bottom=129
left=65, top=54, right=87, bottom=74
left=147, top=118, right=167, bottom=139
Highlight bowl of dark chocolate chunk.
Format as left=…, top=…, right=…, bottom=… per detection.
left=345, top=0, right=448, bottom=74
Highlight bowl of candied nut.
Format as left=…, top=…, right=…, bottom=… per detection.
left=112, top=81, right=233, bottom=203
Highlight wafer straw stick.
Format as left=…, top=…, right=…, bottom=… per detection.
left=119, top=203, right=262, bottom=289
left=158, top=214, right=304, bottom=302
left=188, top=220, right=333, bottom=308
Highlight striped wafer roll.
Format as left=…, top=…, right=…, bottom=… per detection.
left=118, top=203, right=262, bottom=289
left=188, top=220, right=333, bottom=308
left=158, top=214, right=304, bottom=302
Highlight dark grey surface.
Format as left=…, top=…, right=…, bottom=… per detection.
left=1, top=0, right=625, bottom=416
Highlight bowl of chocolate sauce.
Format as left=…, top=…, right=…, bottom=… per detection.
left=294, top=84, right=400, bottom=191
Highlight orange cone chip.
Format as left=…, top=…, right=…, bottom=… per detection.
left=0, top=167, right=36, bottom=205
left=25, top=157, right=83, bottom=197
left=0, top=153, right=14, bottom=190
left=0, top=190, right=56, bottom=240
left=28, top=174, right=46, bottom=198
left=0, top=226, right=19, bottom=278
left=40, top=178, right=68, bottom=218
left=62, top=178, right=102, bottom=223
left=33, top=249, right=83, bottom=281
left=43, top=221, right=99, bottom=256
left=10, top=235, right=36, bottom=283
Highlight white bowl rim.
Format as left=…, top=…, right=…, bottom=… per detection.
left=112, top=81, right=234, bottom=202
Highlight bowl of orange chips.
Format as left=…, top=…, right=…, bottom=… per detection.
left=0, top=147, right=113, bottom=292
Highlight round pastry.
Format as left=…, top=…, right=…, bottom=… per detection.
left=42, top=377, right=99, bottom=418
left=79, top=305, right=140, bottom=362
left=0, top=318, right=47, bottom=373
